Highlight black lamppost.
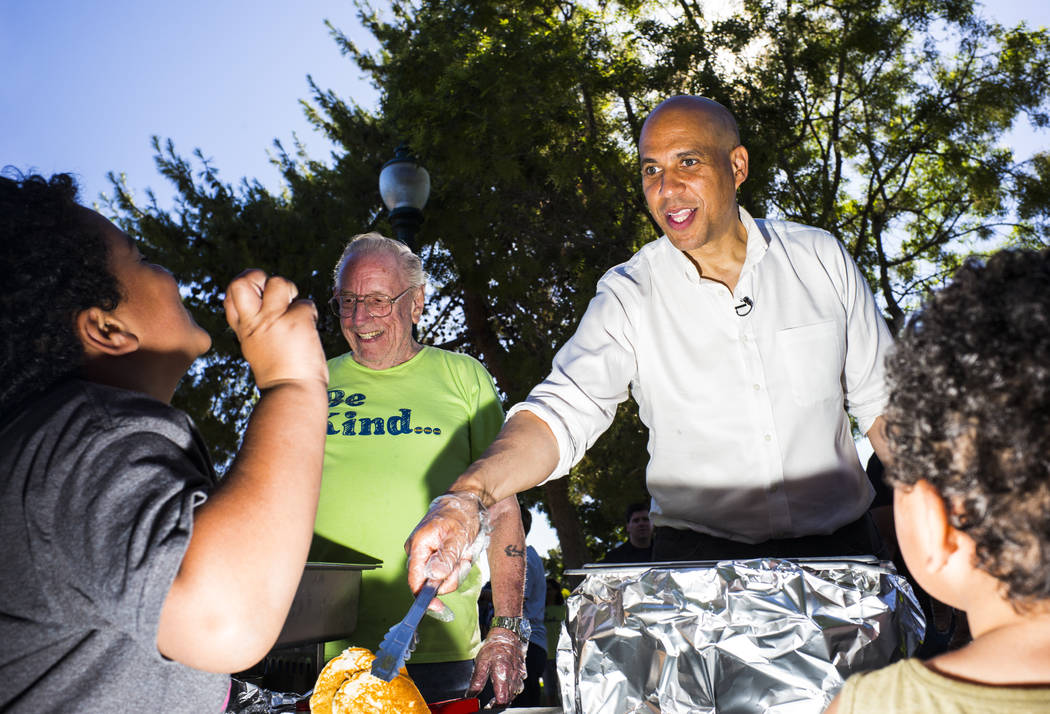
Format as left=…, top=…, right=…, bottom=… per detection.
left=379, top=144, right=430, bottom=250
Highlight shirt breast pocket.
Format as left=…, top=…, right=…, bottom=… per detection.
left=775, top=320, right=843, bottom=406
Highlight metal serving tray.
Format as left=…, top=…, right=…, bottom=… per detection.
left=274, top=561, right=379, bottom=649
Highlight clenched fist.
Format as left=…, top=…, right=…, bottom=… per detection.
left=223, top=270, right=328, bottom=390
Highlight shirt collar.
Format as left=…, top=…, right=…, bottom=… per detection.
left=738, top=205, right=769, bottom=281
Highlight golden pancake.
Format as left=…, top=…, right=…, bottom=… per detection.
left=310, top=647, right=429, bottom=714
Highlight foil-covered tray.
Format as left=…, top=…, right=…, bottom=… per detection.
left=557, top=557, right=924, bottom=713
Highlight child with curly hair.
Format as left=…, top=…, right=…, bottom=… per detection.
left=0, top=171, right=329, bottom=712
left=825, top=248, right=1050, bottom=713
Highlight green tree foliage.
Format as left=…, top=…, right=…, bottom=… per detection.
left=345, top=0, right=651, bottom=392
left=105, top=0, right=1049, bottom=569
left=340, top=0, right=659, bottom=570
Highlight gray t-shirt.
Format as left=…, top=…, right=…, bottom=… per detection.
left=0, top=379, right=229, bottom=713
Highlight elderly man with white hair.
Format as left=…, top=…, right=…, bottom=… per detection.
left=312, top=233, right=528, bottom=706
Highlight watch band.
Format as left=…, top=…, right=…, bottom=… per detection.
left=490, top=615, right=531, bottom=643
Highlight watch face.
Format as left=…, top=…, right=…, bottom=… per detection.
left=493, top=616, right=531, bottom=643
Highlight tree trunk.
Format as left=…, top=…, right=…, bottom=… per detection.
left=544, top=479, right=592, bottom=570
left=461, top=289, right=512, bottom=394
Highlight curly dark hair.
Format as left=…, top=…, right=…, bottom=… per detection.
left=884, top=248, right=1050, bottom=606
left=0, top=170, right=122, bottom=417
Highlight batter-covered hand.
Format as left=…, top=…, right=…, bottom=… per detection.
left=405, top=492, right=490, bottom=608
left=466, top=627, right=527, bottom=707
left=223, top=269, right=328, bottom=390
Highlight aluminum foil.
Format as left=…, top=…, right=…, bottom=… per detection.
left=556, top=558, right=924, bottom=713
left=224, top=679, right=310, bottom=713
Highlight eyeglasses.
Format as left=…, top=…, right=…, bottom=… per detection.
left=328, top=286, right=415, bottom=318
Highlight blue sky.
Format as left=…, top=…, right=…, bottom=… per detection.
left=1, top=0, right=380, bottom=209
left=3, top=0, right=1047, bottom=558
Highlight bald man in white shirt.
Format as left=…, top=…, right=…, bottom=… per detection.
left=407, top=96, right=894, bottom=598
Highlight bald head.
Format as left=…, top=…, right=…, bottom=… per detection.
left=637, top=95, right=749, bottom=255
left=640, top=96, right=741, bottom=152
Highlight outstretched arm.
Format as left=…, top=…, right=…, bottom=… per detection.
left=157, top=270, right=329, bottom=672
left=406, top=411, right=559, bottom=597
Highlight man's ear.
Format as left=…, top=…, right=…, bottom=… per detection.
left=730, top=145, right=749, bottom=189
left=76, top=307, right=139, bottom=357
left=411, top=286, right=425, bottom=325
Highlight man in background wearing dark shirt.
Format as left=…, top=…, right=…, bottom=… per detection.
left=600, top=502, right=654, bottom=563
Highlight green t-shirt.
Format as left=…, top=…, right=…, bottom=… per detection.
left=312, top=347, right=504, bottom=664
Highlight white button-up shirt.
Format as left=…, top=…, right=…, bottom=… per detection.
left=509, top=207, right=892, bottom=543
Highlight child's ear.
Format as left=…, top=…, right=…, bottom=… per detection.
left=76, top=307, right=140, bottom=357
left=912, top=478, right=957, bottom=571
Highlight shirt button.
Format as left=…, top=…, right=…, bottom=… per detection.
left=764, top=434, right=772, bottom=441
left=753, top=383, right=761, bottom=391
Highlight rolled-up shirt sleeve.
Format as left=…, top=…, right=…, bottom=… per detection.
left=508, top=269, right=640, bottom=481
left=835, top=239, right=893, bottom=434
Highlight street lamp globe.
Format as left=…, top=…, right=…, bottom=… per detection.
left=379, top=145, right=430, bottom=250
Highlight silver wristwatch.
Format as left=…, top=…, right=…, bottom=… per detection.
left=490, top=615, right=532, bottom=644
